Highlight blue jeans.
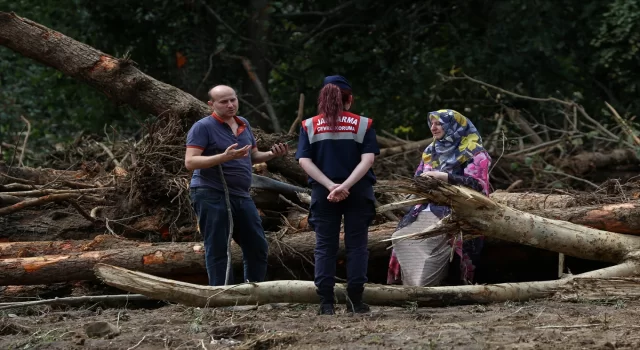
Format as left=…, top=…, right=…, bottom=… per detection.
left=190, top=187, right=269, bottom=286
left=308, top=182, right=376, bottom=301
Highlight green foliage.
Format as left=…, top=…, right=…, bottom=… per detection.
left=1, top=0, right=639, bottom=158
left=591, top=0, right=640, bottom=93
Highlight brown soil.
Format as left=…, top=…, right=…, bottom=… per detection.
left=1, top=298, right=638, bottom=349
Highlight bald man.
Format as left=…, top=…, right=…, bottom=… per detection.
left=185, top=85, right=288, bottom=286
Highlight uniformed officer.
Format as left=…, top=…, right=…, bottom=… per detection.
left=295, top=75, right=380, bottom=315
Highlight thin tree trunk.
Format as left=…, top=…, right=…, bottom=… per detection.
left=94, top=257, right=640, bottom=307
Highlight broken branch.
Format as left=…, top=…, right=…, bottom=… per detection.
left=0, top=294, right=149, bottom=311
left=0, top=193, right=76, bottom=216
left=18, top=115, right=30, bottom=167
left=379, top=138, right=433, bottom=157
left=1, top=187, right=115, bottom=197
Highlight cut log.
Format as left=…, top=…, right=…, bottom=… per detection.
left=285, top=211, right=309, bottom=231
left=94, top=256, right=640, bottom=307
left=555, top=149, right=639, bottom=176
left=0, top=223, right=397, bottom=285
left=489, top=191, right=578, bottom=210
left=0, top=243, right=208, bottom=286
left=0, top=234, right=155, bottom=259
left=532, top=201, right=640, bottom=235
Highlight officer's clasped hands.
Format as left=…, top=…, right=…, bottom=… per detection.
left=327, top=183, right=350, bottom=202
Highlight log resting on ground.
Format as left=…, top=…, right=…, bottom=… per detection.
left=94, top=255, right=640, bottom=307
left=555, top=276, right=640, bottom=302
left=0, top=223, right=396, bottom=285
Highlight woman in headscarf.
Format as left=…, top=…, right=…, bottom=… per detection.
left=387, top=109, right=491, bottom=286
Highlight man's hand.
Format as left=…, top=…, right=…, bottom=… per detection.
left=419, top=171, right=448, bottom=182
left=223, top=143, right=251, bottom=160
left=327, top=183, right=350, bottom=202
left=269, top=143, right=289, bottom=158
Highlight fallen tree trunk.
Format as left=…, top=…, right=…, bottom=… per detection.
left=0, top=243, right=208, bottom=286
left=0, top=14, right=300, bottom=179
left=94, top=255, right=640, bottom=307
left=556, top=149, right=639, bottom=176
left=0, top=223, right=396, bottom=285
left=0, top=11, right=209, bottom=122
left=0, top=235, right=156, bottom=258
left=532, top=201, right=640, bottom=235
left=385, top=177, right=640, bottom=264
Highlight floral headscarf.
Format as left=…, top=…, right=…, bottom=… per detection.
left=422, top=109, right=486, bottom=173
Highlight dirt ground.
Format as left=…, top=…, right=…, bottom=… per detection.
left=2, top=296, right=639, bottom=350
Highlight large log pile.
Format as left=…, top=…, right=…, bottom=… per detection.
left=3, top=11, right=640, bottom=306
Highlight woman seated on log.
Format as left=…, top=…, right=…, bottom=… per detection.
left=387, top=109, right=492, bottom=286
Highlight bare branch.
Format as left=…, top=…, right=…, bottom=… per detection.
left=18, top=115, right=30, bottom=167
left=288, top=93, right=305, bottom=135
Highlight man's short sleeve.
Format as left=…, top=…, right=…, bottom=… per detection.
left=186, top=121, right=209, bottom=150
left=295, top=126, right=312, bottom=160
left=361, top=126, right=380, bottom=155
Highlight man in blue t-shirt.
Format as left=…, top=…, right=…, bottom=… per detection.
left=185, top=85, right=288, bottom=286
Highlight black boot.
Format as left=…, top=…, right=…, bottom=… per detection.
left=318, top=303, right=335, bottom=315
left=346, top=286, right=370, bottom=314
left=317, top=288, right=335, bottom=315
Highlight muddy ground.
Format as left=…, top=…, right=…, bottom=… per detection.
left=1, top=295, right=639, bottom=350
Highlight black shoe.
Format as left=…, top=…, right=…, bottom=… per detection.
left=346, top=285, right=369, bottom=313
left=346, top=301, right=370, bottom=314
left=318, top=303, right=335, bottom=315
